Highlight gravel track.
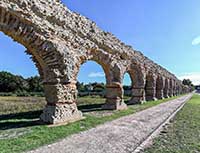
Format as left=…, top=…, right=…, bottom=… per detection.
left=28, top=94, right=192, bottom=153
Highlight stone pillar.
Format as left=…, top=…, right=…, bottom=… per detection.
left=174, top=82, right=178, bottom=96
left=40, top=82, right=82, bottom=124
left=145, top=73, right=157, bottom=101
left=169, top=79, right=174, bottom=97
left=163, top=78, right=170, bottom=98
left=176, top=83, right=180, bottom=96
left=129, top=73, right=146, bottom=104
left=102, top=82, right=127, bottom=110
left=129, top=86, right=146, bottom=104
left=156, top=76, right=165, bottom=99
left=182, top=85, right=185, bottom=94
left=178, top=85, right=181, bottom=95
left=176, top=83, right=180, bottom=95
left=173, top=82, right=176, bottom=96
left=177, top=85, right=180, bottom=95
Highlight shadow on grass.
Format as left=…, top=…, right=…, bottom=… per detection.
left=124, top=100, right=131, bottom=105
left=78, top=103, right=105, bottom=112
left=0, top=120, right=43, bottom=130
left=0, top=110, right=42, bottom=121
left=0, top=111, right=44, bottom=130
left=0, top=100, right=138, bottom=131
left=0, top=103, right=110, bottom=130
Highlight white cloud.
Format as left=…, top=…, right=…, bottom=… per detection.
left=88, top=72, right=105, bottom=78
left=192, top=36, right=200, bottom=45
left=178, top=72, right=200, bottom=85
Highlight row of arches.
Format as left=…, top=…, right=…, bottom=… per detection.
left=0, top=4, right=191, bottom=125
left=40, top=56, right=190, bottom=124
left=0, top=30, right=190, bottom=124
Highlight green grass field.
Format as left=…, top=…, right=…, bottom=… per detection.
left=144, top=94, right=200, bottom=153
left=0, top=95, right=183, bottom=153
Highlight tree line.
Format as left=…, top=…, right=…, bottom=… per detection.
left=0, top=71, right=195, bottom=97
left=0, top=71, right=133, bottom=97
left=76, top=82, right=133, bottom=97
left=0, top=71, right=43, bottom=96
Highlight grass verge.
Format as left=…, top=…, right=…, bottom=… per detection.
left=144, top=94, right=200, bottom=153
left=0, top=95, right=183, bottom=153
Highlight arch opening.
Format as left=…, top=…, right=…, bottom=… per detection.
left=124, top=65, right=146, bottom=105
left=0, top=31, right=46, bottom=118
left=122, top=72, right=132, bottom=103
left=0, top=32, right=39, bottom=76
left=76, top=60, right=107, bottom=111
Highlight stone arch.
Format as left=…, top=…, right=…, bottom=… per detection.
left=0, top=7, right=82, bottom=124
left=0, top=8, right=51, bottom=119
left=71, top=49, right=112, bottom=108
left=0, top=6, right=72, bottom=82
left=71, top=49, right=127, bottom=110
left=73, top=50, right=111, bottom=84
left=0, top=8, right=45, bottom=76
left=102, top=61, right=127, bottom=110
left=73, top=59, right=109, bottom=107
left=122, top=63, right=146, bottom=104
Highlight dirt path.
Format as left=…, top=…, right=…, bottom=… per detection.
left=28, top=94, right=192, bottom=153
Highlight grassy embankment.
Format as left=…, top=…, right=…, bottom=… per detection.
left=144, top=94, right=200, bottom=153
left=0, top=95, right=183, bottom=153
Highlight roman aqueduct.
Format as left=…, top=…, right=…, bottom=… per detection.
left=0, top=0, right=190, bottom=124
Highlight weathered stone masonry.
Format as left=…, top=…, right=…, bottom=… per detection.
left=0, top=0, right=190, bottom=124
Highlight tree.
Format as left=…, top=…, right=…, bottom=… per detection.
left=93, top=83, right=105, bottom=92
left=182, top=79, right=193, bottom=87
left=26, top=76, right=43, bottom=92
left=0, top=71, right=28, bottom=92
left=0, top=71, right=44, bottom=93
left=15, top=75, right=29, bottom=92
left=76, top=81, right=85, bottom=92
left=182, top=79, right=195, bottom=91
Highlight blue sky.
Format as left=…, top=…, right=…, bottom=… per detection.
left=0, top=0, right=200, bottom=85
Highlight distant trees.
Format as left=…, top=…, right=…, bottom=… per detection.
left=26, top=76, right=43, bottom=92
left=182, top=79, right=195, bottom=91
left=0, top=71, right=132, bottom=97
left=76, top=82, right=106, bottom=92
left=0, top=71, right=43, bottom=94
left=76, top=82, right=106, bottom=97
left=182, top=79, right=193, bottom=87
